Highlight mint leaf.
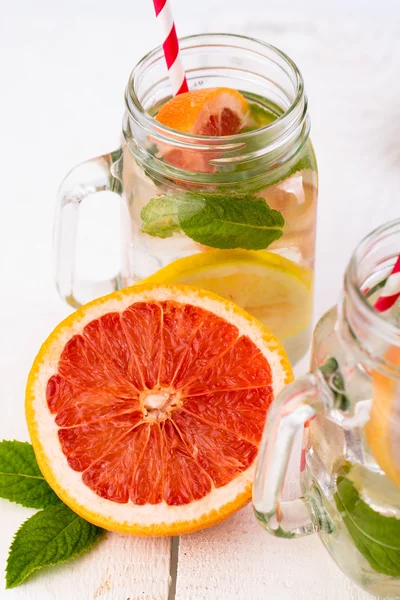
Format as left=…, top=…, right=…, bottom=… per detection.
left=318, top=358, right=350, bottom=410
left=289, top=152, right=314, bottom=176
left=141, top=193, right=284, bottom=250
left=141, top=196, right=181, bottom=238
left=248, top=102, right=276, bottom=128
left=267, top=145, right=316, bottom=189
left=0, top=441, right=59, bottom=509
left=6, top=503, right=104, bottom=588
left=179, top=193, right=284, bottom=249
left=335, top=476, right=400, bottom=577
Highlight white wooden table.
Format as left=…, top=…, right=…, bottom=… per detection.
left=1, top=3, right=400, bottom=598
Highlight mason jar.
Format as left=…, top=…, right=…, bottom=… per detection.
left=254, top=219, right=400, bottom=597
left=55, top=33, right=318, bottom=364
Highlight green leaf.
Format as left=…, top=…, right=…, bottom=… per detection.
left=141, top=192, right=285, bottom=250
left=334, top=476, right=400, bottom=577
left=244, top=102, right=276, bottom=130
left=265, top=143, right=316, bottom=189
left=141, top=196, right=181, bottom=238
left=6, top=503, right=104, bottom=588
left=289, top=152, right=314, bottom=176
left=0, top=441, right=59, bottom=509
left=318, top=358, right=350, bottom=411
left=179, top=193, right=284, bottom=249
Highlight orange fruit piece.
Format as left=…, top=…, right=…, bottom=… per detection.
left=365, top=346, right=400, bottom=488
left=156, top=87, right=250, bottom=135
left=154, top=88, right=251, bottom=171
left=26, top=284, right=292, bottom=535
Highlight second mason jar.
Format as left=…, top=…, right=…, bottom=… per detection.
left=54, top=33, right=318, bottom=365
left=253, top=219, right=400, bottom=597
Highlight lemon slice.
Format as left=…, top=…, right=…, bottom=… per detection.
left=142, top=250, right=313, bottom=341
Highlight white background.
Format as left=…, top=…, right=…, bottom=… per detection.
left=4, top=0, right=400, bottom=15
left=1, top=1, right=400, bottom=599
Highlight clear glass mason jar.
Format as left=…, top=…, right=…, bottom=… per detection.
left=253, top=219, right=400, bottom=597
left=54, top=33, right=318, bottom=364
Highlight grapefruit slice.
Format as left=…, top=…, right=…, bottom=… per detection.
left=365, top=345, right=400, bottom=488
left=156, top=88, right=250, bottom=136
left=26, top=284, right=292, bottom=535
left=155, top=88, right=251, bottom=171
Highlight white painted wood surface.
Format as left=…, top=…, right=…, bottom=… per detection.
left=1, top=4, right=399, bottom=599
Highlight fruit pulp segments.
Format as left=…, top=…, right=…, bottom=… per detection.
left=47, top=300, right=274, bottom=505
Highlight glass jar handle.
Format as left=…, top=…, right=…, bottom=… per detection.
left=54, top=148, right=123, bottom=308
left=253, top=373, right=334, bottom=538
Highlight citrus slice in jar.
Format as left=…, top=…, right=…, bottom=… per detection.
left=365, top=346, right=400, bottom=488
left=26, top=284, right=292, bottom=535
left=156, top=87, right=251, bottom=135
left=142, top=250, right=313, bottom=342
left=155, top=88, right=251, bottom=171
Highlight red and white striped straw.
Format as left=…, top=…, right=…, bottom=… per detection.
left=152, top=0, right=189, bottom=96
left=374, top=255, right=400, bottom=312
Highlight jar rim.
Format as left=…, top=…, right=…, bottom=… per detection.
left=125, top=32, right=305, bottom=146
left=344, top=218, right=400, bottom=372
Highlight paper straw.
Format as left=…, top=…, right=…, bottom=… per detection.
left=153, top=0, right=189, bottom=96
left=374, top=255, right=400, bottom=312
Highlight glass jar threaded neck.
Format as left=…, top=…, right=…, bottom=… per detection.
left=123, top=33, right=310, bottom=186
left=339, top=219, right=400, bottom=377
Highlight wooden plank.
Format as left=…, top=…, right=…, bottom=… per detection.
left=175, top=405, right=376, bottom=599
left=0, top=16, right=172, bottom=599
left=175, top=400, right=375, bottom=600
left=0, top=302, right=171, bottom=600
left=176, top=15, right=400, bottom=600
left=175, top=505, right=377, bottom=600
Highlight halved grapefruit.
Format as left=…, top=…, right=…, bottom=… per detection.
left=26, top=284, right=292, bottom=535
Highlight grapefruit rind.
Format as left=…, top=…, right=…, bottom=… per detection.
left=26, top=284, right=292, bottom=535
